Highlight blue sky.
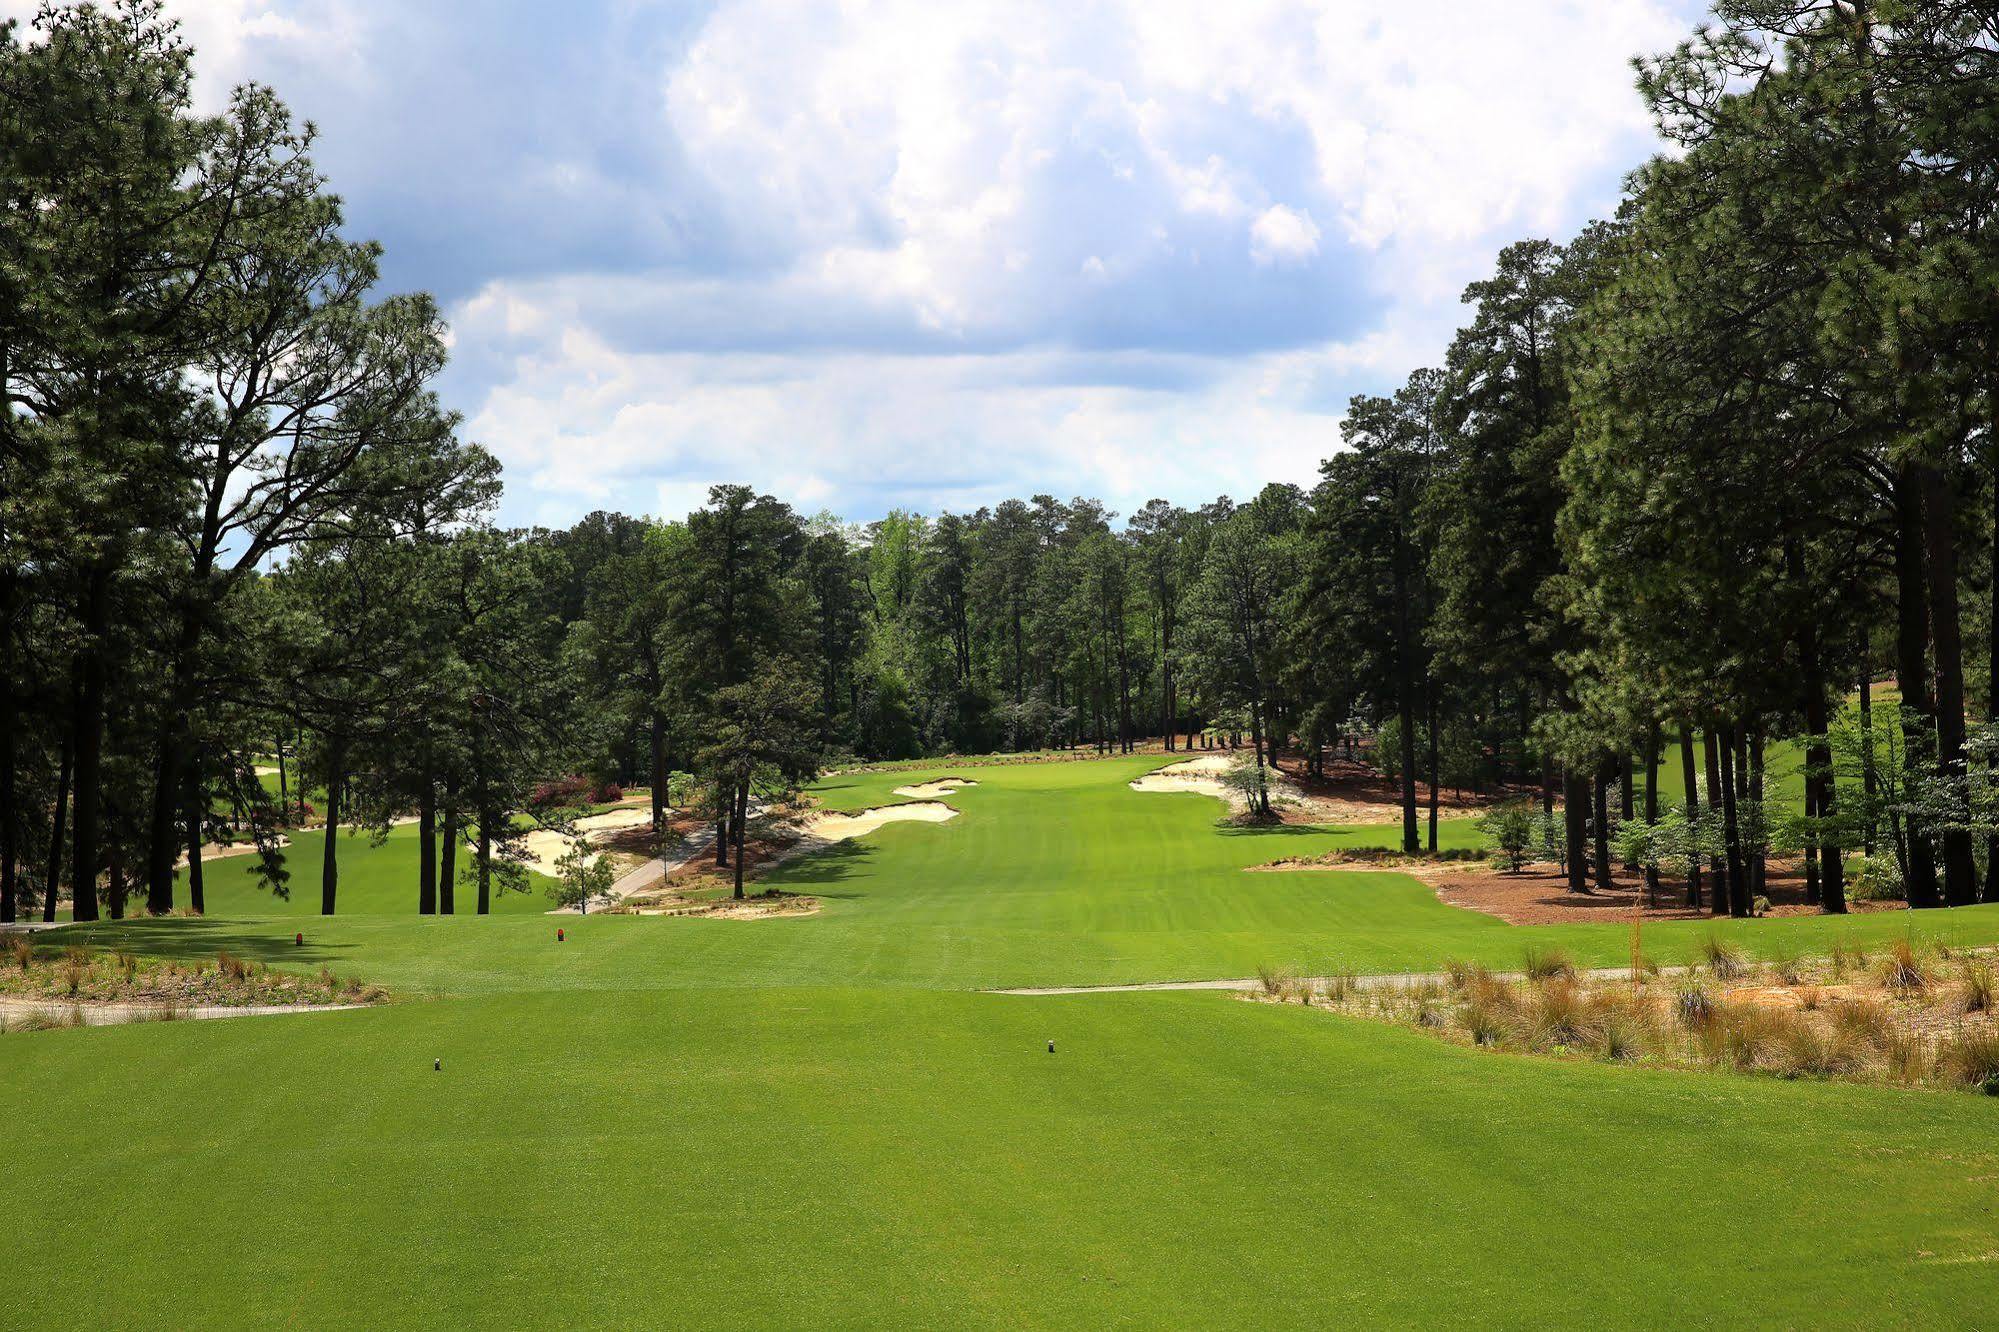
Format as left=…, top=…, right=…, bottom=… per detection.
left=14, top=0, right=1705, bottom=527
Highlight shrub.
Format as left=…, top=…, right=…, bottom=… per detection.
left=589, top=781, right=624, bottom=805
left=1522, top=944, right=1576, bottom=982
left=113, top=951, right=138, bottom=983
left=1957, top=961, right=1995, bottom=1015
left=1700, top=934, right=1747, bottom=980
left=1768, top=943, right=1804, bottom=987
left=217, top=950, right=249, bottom=982
left=1938, top=1026, right=1999, bottom=1091
left=6, top=935, right=31, bottom=970
left=1255, top=963, right=1294, bottom=997
left=1849, top=855, right=1904, bottom=902
left=1478, top=802, right=1539, bottom=872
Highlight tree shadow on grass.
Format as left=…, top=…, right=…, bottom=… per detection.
left=52, top=917, right=359, bottom=969
left=763, top=839, right=875, bottom=900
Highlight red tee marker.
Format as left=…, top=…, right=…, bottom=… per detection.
left=294, top=932, right=303, bottom=947
left=557, top=928, right=565, bottom=942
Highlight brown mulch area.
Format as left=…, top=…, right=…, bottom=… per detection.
left=1271, top=755, right=1520, bottom=817
left=1433, top=862, right=1906, bottom=925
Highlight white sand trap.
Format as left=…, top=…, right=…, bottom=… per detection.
left=516, top=806, right=660, bottom=877
left=1129, top=755, right=1299, bottom=806
left=572, top=806, right=654, bottom=836
left=253, top=764, right=279, bottom=777
left=890, top=778, right=979, bottom=799
left=800, top=800, right=958, bottom=844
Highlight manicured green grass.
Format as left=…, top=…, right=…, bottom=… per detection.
left=82, top=754, right=1999, bottom=996
left=185, top=822, right=556, bottom=918
left=6, top=987, right=1998, bottom=1326
left=8, top=749, right=1998, bottom=1326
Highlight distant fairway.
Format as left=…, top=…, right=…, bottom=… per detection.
left=7, top=753, right=1999, bottom=1326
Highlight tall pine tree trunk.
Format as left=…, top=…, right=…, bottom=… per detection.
left=184, top=763, right=204, bottom=915
left=650, top=710, right=669, bottom=844
left=1642, top=723, right=1661, bottom=906
left=69, top=567, right=108, bottom=924
left=320, top=744, right=344, bottom=916
left=1894, top=460, right=1943, bottom=907
left=1718, top=722, right=1748, bottom=919
left=1678, top=726, right=1702, bottom=909
left=1703, top=728, right=1729, bottom=915
left=439, top=789, right=458, bottom=915
left=1563, top=767, right=1591, bottom=895
left=1591, top=764, right=1613, bottom=893
left=43, top=732, right=70, bottom=923
left=418, top=772, right=437, bottom=915
left=1918, top=462, right=1978, bottom=906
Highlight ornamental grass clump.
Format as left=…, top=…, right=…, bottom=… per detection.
left=1700, top=934, right=1747, bottom=980
left=1876, top=937, right=1931, bottom=994
left=1777, top=1020, right=1868, bottom=1079
left=1956, top=961, right=1995, bottom=1015
left=1938, top=1026, right=1999, bottom=1092
left=1673, top=974, right=1716, bottom=1030
left=6, top=936, right=32, bottom=970
left=1518, top=979, right=1595, bottom=1051
left=1522, top=944, right=1575, bottom=983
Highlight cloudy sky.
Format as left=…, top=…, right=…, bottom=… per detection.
left=15, top=0, right=1704, bottom=526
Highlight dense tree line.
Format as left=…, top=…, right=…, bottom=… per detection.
left=3, top=2, right=1994, bottom=924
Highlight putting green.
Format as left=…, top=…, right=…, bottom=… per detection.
left=6, top=753, right=1997, bottom=1326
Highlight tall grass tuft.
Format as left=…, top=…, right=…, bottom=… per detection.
left=1956, top=961, right=1995, bottom=1015
left=6, top=935, right=32, bottom=970
left=1778, top=1021, right=1867, bottom=1078
left=1522, top=945, right=1576, bottom=982
left=1877, top=936, right=1930, bottom=993
left=1673, top=974, right=1716, bottom=1030
left=1700, top=934, right=1747, bottom=980
left=1938, top=1026, right=1999, bottom=1091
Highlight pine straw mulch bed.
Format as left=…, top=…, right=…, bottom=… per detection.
left=0, top=937, right=386, bottom=1009
left=1427, top=863, right=1907, bottom=925
left=1250, top=939, right=1999, bottom=1095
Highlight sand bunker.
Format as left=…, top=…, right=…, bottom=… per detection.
left=518, top=806, right=658, bottom=877
left=1129, top=755, right=1301, bottom=805
left=800, top=801, right=958, bottom=844
left=891, top=778, right=978, bottom=799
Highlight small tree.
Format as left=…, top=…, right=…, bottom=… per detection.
left=1479, top=801, right=1537, bottom=872
left=548, top=837, right=614, bottom=914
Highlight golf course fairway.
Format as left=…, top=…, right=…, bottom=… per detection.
left=6, top=754, right=1998, bottom=1326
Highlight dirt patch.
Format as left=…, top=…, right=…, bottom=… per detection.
left=1429, top=864, right=1906, bottom=926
